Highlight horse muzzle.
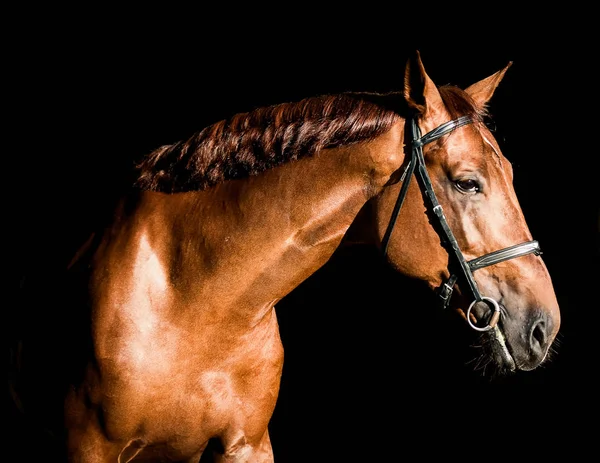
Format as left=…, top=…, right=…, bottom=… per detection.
left=473, top=301, right=558, bottom=373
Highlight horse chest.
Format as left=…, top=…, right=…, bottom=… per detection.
left=90, top=302, right=284, bottom=442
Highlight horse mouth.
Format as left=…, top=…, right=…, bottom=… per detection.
left=489, top=324, right=516, bottom=372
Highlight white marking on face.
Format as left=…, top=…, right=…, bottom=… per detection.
left=482, top=134, right=501, bottom=160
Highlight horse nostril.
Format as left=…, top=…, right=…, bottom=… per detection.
left=529, top=317, right=548, bottom=357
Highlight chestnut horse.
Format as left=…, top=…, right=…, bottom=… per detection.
left=11, top=52, right=560, bottom=462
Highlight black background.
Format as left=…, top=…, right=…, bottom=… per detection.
left=10, top=10, right=598, bottom=462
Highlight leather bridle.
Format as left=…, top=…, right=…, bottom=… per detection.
left=381, top=116, right=541, bottom=332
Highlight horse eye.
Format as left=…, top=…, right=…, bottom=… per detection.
left=455, top=178, right=480, bottom=193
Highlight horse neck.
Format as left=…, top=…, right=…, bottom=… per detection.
left=151, top=124, right=406, bottom=318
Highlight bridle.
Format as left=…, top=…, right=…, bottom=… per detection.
left=381, top=115, right=541, bottom=332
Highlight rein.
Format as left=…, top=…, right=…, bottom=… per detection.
left=381, top=116, right=541, bottom=331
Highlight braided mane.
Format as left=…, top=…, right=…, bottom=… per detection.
left=134, top=87, right=483, bottom=193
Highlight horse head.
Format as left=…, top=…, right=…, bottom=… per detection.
left=367, top=52, right=561, bottom=374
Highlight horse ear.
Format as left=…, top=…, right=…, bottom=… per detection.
left=403, top=50, right=446, bottom=120
left=464, top=62, right=513, bottom=108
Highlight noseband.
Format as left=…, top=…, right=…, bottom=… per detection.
left=381, top=116, right=541, bottom=332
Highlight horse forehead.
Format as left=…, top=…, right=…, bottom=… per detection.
left=478, top=124, right=504, bottom=157
left=437, top=125, right=506, bottom=169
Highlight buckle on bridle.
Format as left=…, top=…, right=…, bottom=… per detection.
left=438, top=274, right=457, bottom=309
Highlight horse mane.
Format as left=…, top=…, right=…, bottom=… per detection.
left=134, top=86, right=485, bottom=193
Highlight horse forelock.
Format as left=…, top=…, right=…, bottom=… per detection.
left=133, top=92, right=404, bottom=193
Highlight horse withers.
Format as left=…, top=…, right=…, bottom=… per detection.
left=12, top=51, right=560, bottom=462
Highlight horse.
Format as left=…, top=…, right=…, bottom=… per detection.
left=11, top=51, right=561, bottom=462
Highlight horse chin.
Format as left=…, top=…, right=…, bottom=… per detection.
left=456, top=301, right=517, bottom=375
left=488, top=324, right=516, bottom=373
left=452, top=305, right=517, bottom=376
